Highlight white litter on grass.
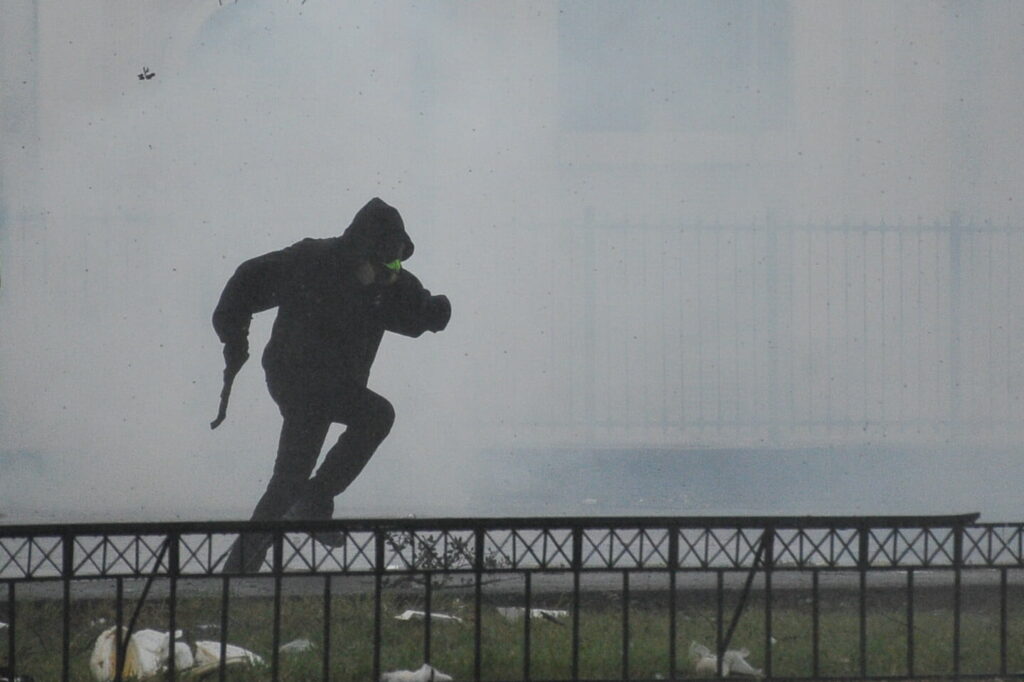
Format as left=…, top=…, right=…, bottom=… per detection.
left=89, top=627, right=194, bottom=682
left=89, top=627, right=264, bottom=681
left=689, top=642, right=763, bottom=678
left=394, top=609, right=463, bottom=624
left=278, top=638, right=315, bottom=654
left=380, top=663, right=453, bottom=682
left=192, top=640, right=265, bottom=668
left=495, top=607, right=568, bottom=623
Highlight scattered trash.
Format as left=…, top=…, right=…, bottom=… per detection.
left=89, top=627, right=193, bottom=682
left=89, top=628, right=263, bottom=681
left=394, top=609, right=463, bottom=624
left=689, top=642, right=763, bottom=678
left=192, top=640, right=265, bottom=669
left=279, top=638, right=315, bottom=654
left=381, top=663, right=453, bottom=682
left=496, top=607, right=568, bottom=624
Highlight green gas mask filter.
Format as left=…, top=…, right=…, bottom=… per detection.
left=385, top=259, right=402, bottom=273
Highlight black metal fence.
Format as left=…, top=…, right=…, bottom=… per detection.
left=6, top=513, right=1024, bottom=681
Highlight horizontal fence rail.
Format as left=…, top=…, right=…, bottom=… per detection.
left=8, top=513, right=1024, bottom=681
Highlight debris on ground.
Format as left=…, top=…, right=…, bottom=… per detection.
left=278, top=638, right=315, bottom=654
left=394, top=609, right=463, bottom=624
left=88, top=627, right=263, bottom=681
left=495, top=607, right=568, bottom=624
left=689, top=641, right=763, bottom=678
left=90, top=627, right=194, bottom=682
left=380, top=663, right=453, bottom=682
left=192, top=640, right=265, bottom=669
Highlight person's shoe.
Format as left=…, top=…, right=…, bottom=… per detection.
left=284, top=495, right=346, bottom=549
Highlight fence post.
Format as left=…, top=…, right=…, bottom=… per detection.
left=168, top=532, right=180, bottom=681
left=374, top=528, right=385, bottom=682
left=858, top=524, right=869, bottom=678
left=764, top=527, right=775, bottom=679
left=6, top=583, right=15, bottom=682
left=572, top=526, right=582, bottom=682
left=61, top=531, right=72, bottom=682
left=668, top=525, right=678, bottom=682
left=953, top=522, right=964, bottom=679
left=474, top=527, right=485, bottom=682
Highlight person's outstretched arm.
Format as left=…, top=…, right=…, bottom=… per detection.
left=376, top=269, right=451, bottom=338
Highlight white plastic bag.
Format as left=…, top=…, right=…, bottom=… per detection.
left=89, top=627, right=193, bottom=682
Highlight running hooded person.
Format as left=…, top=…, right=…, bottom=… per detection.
left=213, top=198, right=451, bottom=572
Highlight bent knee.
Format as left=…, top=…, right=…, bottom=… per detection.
left=354, top=395, right=395, bottom=438
left=370, top=397, right=396, bottom=435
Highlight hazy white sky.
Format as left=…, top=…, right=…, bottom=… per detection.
left=2, top=1, right=1023, bottom=521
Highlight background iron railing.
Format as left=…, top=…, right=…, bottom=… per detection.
left=7, top=513, right=1024, bottom=681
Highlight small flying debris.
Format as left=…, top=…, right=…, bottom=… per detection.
left=137, top=67, right=155, bottom=81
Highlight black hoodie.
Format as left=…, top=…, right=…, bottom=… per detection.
left=212, top=198, right=451, bottom=400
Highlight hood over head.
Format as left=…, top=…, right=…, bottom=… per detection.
left=342, top=197, right=415, bottom=262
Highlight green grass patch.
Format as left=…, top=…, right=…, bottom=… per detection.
left=4, top=577, right=1024, bottom=680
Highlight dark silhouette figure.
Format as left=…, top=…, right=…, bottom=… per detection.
left=212, top=198, right=451, bottom=572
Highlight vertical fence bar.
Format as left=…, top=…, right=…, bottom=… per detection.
left=62, top=531, right=72, bottom=682
left=114, top=578, right=123, bottom=682
left=424, top=571, right=432, bottom=665
left=524, top=571, right=532, bottom=682
left=572, top=527, right=582, bottom=682
left=322, top=575, right=331, bottom=682
left=7, top=582, right=15, bottom=681
left=474, top=528, right=484, bottom=682
left=715, top=570, right=724, bottom=678
left=1000, top=566, right=1008, bottom=676
left=668, top=526, right=678, bottom=681
left=219, top=575, right=230, bottom=682
left=764, top=528, right=774, bottom=679
left=622, top=571, right=630, bottom=681
left=374, top=529, right=385, bottom=682
left=271, top=531, right=283, bottom=682
left=906, top=569, right=915, bottom=677
left=953, top=524, right=964, bottom=678
left=811, top=569, right=820, bottom=678
left=858, top=525, right=868, bottom=678
left=168, top=532, right=179, bottom=681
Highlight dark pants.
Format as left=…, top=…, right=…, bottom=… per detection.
left=223, top=383, right=395, bottom=572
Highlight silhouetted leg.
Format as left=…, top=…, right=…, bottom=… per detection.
left=223, top=410, right=331, bottom=573
left=309, top=389, right=395, bottom=502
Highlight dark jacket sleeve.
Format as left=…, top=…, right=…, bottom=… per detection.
left=212, top=249, right=290, bottom=345
left=376, top=270, right=451, bottom=338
